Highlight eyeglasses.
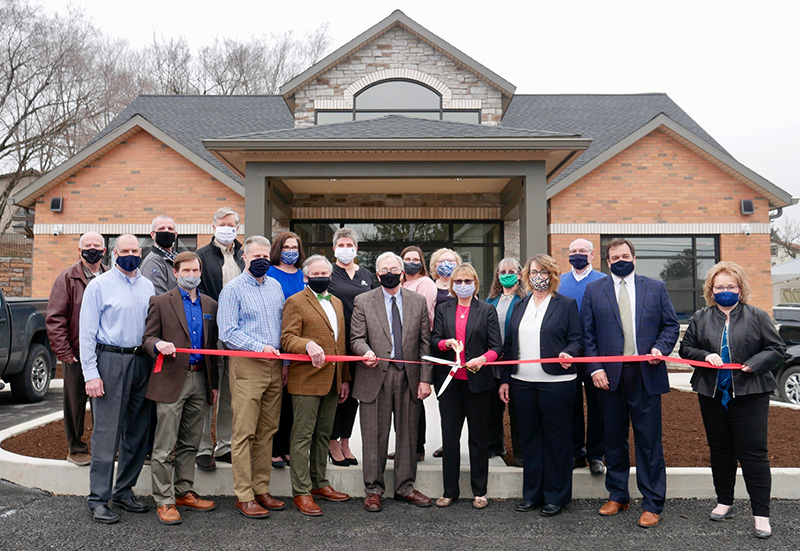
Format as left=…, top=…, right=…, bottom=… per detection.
left=530, top=270, right=550, bottom=276
left=377, top=268, right=402, bottom=275
left=437, top=259, right=456, bottom=264
left=569, top=249, right=591, bottom=254
left=453, top=279, right=474, bottom=285
left=498, top=270, right=518, bottom=275
left=713, top=285, right=739, bottom=293
left=281, top=246, right=299, bottom=251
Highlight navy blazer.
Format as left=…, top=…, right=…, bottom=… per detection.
left=431, top=298, right=503, bottom=393
left=501, top=292, right=583, bottom=384
left=581, top=273, right=680, bottom=396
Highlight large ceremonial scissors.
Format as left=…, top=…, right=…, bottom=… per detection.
left=422, top=341, right=468, bottom=397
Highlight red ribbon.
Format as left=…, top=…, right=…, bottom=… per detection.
left=153, top=348, right=742, bottom=373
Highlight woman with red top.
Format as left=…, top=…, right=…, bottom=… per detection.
left=431, top=263, right=502, bottom=509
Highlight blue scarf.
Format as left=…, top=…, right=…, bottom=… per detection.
left=717, top=324, right=732, bottom=408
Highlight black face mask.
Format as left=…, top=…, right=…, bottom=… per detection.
left=379, top=272, right=402, bottom=289
left=403, top=261, right=423, bottom=276
left=154, top=231, right=176, bottom=249
left=307, top=276, right=331, bottom=294
left=610, top=259, right=635, bottom=278
left=248, top=257, right=270, bottom=278
left=81, top=248, right=104, bottom=264
left=568, top=254, right=589, bottom=270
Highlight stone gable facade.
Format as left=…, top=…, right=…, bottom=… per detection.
left=291, top=25, right=504, bottom=127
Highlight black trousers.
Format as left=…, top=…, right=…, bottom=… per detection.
left=571, top=367, right=604, bottom=461
left=331, top=363, right=358, bottom=440
left=272, top=385, right=293, bottom=457
left=439, top=379, right=492, bottom=499
left=698, top=391, right=771, bottom=517
left=63, top=360, right=90, bottom=455
left=512, top=379, right=575, bottom=506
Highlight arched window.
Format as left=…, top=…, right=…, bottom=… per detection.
left=316, top=79, right=479, bottom=125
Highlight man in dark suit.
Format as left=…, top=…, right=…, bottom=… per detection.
left=350, top=252, right=432, bottom=512
left=143, top=251, right=219, bottom=525
left=582, top=238, right=679, bottom=528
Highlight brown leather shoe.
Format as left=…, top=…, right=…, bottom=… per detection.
left=254, top=493, right=285, bottom=511
left=638, top=511, right=661, bottom=528
left=235, top=500, right=270, bottom=519
left=156, top=504, right=182, bottom=525
left=311, top=486, right=350, bottom=502
left=598, top=500, right=630, bottom=516
left=66, top=452, right=91, bottom=467
left=395, top=490, right=432, bottom=507
left=175, top=491, right=215, bottom=511
left=363, top=493, right=382, bottom=512
left=293, top=495, right=322, bottom=516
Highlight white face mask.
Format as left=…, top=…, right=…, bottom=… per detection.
left=334, top=247, right=357, bottom=265
left=214, top=226, right=237, bottom=245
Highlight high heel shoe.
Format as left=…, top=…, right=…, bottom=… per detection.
left=328, top=451, right=350, bottom=467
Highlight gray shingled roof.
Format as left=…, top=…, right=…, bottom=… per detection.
left=89, top=93, right=726, bottom=189
left=502, top=94, right=726, bottom=186
left=92, top=95, right=294, bottom=184
left=220, top=114, right=573, bottom=140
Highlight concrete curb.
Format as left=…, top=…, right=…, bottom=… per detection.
left=3, top=374, right=799, bottom=498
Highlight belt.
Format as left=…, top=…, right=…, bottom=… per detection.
left=96, top=343, right=147, bottom=356
left=186, top=362, right=205, bottom=372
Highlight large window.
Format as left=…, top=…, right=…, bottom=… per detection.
left=316, top=79, right=480, bottom=125
left=600, top=236, right=719, bottom=321
left=293, top=221, right=502, bottom=298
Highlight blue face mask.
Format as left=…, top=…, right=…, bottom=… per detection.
left=609, top=259, right=634, bottom=278
left=116, top=254, right=141, bottom=272
left=249, top=257, right=270, bottom=278
left=280, top=250, right=300, bottom=266
left=714, top=291, right=740, bottom=307
left=437, top=261, right=456, bottom=278
left=569, top=254, right=589, bottom=270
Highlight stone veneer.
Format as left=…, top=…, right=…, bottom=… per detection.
left=291, top=26, right=504, bottom=127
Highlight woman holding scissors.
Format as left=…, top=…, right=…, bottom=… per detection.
left=498, top=254, right=583, bottom=517
left=679, top=261, right=785, bottom=539
left=431, top=263, right=502, bottom=509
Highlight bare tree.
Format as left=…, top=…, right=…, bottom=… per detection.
left=145, top=34, right=198, bottom=95
left=0, top=0, right=100, bottom=231
left=772, top=218, right=800, bottom=261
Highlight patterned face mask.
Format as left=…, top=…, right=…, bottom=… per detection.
left=530, top=273, right=550, bottom=293
left=437, top=261, right=456, bottom=278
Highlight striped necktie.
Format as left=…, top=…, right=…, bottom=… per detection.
left=618, top=279, right=635, bottom=357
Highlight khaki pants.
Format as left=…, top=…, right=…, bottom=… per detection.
left=229, top=356, right=282, bottom=502
left=151, top=370, right=207, bottom=506
left=290, top=387, right=339, bottom=496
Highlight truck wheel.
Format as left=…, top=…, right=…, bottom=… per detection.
left=779, top=365, right=800, bottom=405
left=9, top=343, right=52, bottom=403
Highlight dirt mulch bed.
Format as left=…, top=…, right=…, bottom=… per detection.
left=2, top=389, right=799, bottom=467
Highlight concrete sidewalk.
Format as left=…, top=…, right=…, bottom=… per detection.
left=2, top=372, right=799, bottom=498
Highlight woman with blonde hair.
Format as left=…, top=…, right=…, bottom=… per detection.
left=429, top=248, right=463, bottom=310
left=431, top=263, right=502, bottom=509
left=499, top=254, right=583, bottom=517
left=679, top=261, right=785, bottom=539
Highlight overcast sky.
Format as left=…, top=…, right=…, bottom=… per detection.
left=42, top=0, right=800, bottom=226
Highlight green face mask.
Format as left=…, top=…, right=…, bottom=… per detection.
left=499, top=273, right=518, bottom=288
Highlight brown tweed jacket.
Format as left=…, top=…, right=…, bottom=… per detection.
left=350, top=287, right=432, bottom=404
left=281, top=286, right=350, bottom=396
left=142, top=287, right=219, bottom=404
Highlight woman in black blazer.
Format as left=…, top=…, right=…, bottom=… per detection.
left=499, top=254, right=583, bottom=517
left=431, top=263, right=502, bottom=509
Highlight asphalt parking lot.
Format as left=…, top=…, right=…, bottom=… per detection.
left=1, top=480, right=797, bottom=550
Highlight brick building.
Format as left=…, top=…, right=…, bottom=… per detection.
left=13, top=10, right=794, bottom=319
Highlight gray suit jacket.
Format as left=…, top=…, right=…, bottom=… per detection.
left=350, top=287, right=431, bottom=404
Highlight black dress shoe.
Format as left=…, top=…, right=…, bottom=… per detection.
left=328, top=451, right=350, bottom=467
left=512, top=457, right=524, bottom=468
left=271, top=458, right=285, bottom=469
left=515, top=501, right=536, bottom=512
left=589, top=459, right=606, bottom=475
left=573, top=456, right=587, bottom=469
left=432, top=446, right=443, bottom=458
left=540, top=504, right=563, bottom=517
left=111, top=496, right=148, bottom=513
left=196, top=454, right=216, bottom=471
left=215, top=452, right=232, bottom=464
left=346, top=456, right=359, bottom=466
left=90, top=504, right=120, bottom=524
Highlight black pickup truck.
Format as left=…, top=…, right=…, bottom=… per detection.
left=0, top=288, right=55, bottom=402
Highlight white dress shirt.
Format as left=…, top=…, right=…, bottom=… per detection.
left=611, top=271, right=638, bottom=355
left=512, top=295, right=576, bottom=383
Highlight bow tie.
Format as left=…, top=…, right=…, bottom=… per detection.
left=316, top=293, right=331, bottom=301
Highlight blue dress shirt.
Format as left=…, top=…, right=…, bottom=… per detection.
left=218, top=270, right=284, bottom=352
left=382, top=288, right=403, bottom=359
left=179, top=287, right=204, bottom=364
left=79, top=266, right=155, bottom=381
